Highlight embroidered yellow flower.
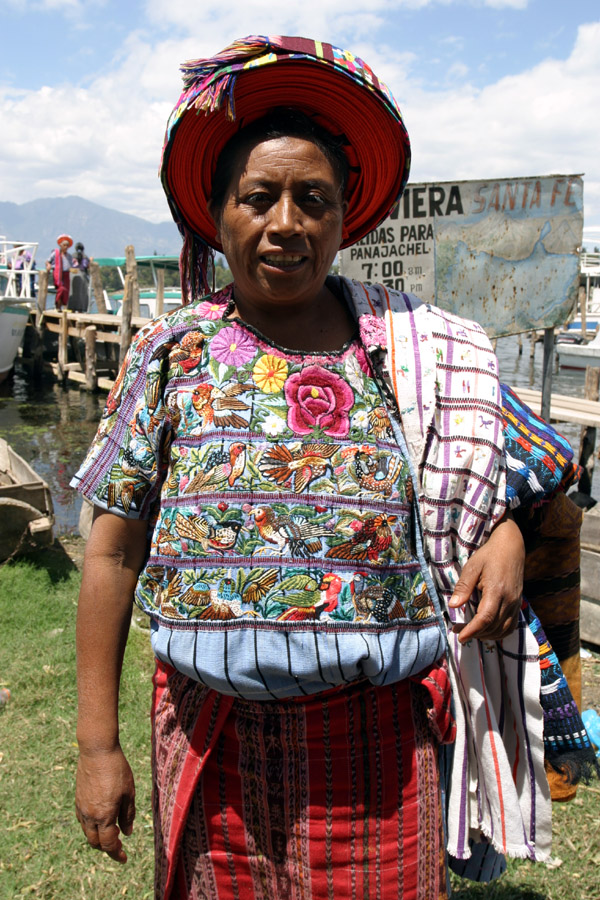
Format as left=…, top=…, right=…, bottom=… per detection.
left=252, top=354, right=288, bottom=393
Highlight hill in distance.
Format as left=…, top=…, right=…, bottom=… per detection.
left=0, top=195, right=181, bottom=260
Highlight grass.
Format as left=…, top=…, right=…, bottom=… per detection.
left=0, top=540, right=599, bottom=899
left=0, top=542, right=155, bottom=899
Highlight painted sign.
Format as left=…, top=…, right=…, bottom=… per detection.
left=340, top=175, right=583, bottom=337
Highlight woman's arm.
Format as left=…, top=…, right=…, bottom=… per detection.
left=75, top=508, right=148, bottom=863
left=448, top=510, right=525, bottom=644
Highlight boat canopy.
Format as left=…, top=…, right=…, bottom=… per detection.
left=94, top=256, right=180, bottom=270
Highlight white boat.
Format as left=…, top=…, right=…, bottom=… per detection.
left=563, top=253, right=600, bottom=338
left=0, top=238, right=38, bottom=382
left=0, top=438, right=54, bottom=561
left=557, top=330, right=600, bottom=369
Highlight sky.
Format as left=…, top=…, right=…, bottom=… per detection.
left=1, top=0, right=599, bottom=246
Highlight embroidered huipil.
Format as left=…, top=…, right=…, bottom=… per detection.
left=72, top=286, right=445, bottom=699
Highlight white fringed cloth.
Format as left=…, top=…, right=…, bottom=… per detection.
left=346, top=278, right=551, bottom=863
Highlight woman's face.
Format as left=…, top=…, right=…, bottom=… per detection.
left=59, top=240, right=70, bottom=252
left=211, top=136, right=347, bottom=313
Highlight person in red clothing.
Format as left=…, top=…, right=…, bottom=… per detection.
left=46, top=233, right=73, bottom=309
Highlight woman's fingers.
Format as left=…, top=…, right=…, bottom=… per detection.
left=118, top=790, right=136, bottom=838
left=75, top=748, right=135, bottom=863
left=454, top=594, right=520, bottom=643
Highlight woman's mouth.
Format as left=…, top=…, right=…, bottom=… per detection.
left=260, top=254, right=306, bottom=270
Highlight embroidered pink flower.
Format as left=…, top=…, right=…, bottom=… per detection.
left=285, top=364, right=354, bottom=437
left=358, top=315, right=387, bottom=351
left=210, top=325, right=257, bottom=367
left=197, top=300, right=228, bottom=320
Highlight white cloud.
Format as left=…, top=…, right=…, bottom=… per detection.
left=0, top=10, right=597, bottom=238
left=403, top=21, right=600, bottom=223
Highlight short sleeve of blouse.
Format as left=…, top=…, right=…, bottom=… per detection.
left=70, top=325, right=170, bottom=519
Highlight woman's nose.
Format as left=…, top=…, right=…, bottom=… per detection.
left=267, top=195, right=302, bottom=236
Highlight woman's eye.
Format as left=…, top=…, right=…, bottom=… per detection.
left=245, top=192, right=271, bottom=205
left=304, top=193, right=326, bottom=206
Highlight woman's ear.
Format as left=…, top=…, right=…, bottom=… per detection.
left=207, top=200, right=221, bottom=243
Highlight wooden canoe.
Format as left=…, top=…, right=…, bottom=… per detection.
left=0, top=438, right=54, bottom=561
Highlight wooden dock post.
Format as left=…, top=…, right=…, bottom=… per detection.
left=32, top=270, right=48, bottom=382
left=579, top=285, right=587, bottom=338
left=156, top=268, right=165, bottom=317
left=540, top=327, right=554, bottom=422
left=84, top=326, right=98, bottom=391
left=579, top=366, right=600, bottom=495
left=125, top=245, right=140, bottom=318
left=119, top=274, right=133, bottom=366
left=89, top=261, right=107, bottom=314
left=58, top=309, right=69, bottom=381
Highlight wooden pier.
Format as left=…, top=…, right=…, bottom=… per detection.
left=514, top=386, right=600, bottom=428
left=39, top=308, right=151, bottom=391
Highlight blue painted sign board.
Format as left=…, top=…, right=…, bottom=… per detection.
left=340, top=174, right=583, bottom=338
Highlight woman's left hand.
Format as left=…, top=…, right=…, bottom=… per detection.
left=448, top=511, right=525, bottom=644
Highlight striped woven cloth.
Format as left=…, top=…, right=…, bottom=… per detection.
left=152, top=660, right=453, bottom=900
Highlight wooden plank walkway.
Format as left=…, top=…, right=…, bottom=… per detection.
left=513, top=387, right=600, bottom=428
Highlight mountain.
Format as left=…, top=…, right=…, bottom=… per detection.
left=0, top=195, right=182, bottom=260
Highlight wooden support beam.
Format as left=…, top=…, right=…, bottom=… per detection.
left=32, top=270, right=47, bottom=383
left=156, top=267, right=165, bottom=318
left=89, top=261, right=107, bottom=314
left=119, top=274, right=133, bottom=366
left=36, top=270, right=48, bottom=326
left=579, top=367, right=600, bottom=495
left=125, top=245, right=140, bottom=318
left=58, top=310, right=69, bottom=380
left=84, top=326, right=98, bottom=391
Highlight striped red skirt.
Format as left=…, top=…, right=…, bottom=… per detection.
left=151, top=661, right=454, bottom=900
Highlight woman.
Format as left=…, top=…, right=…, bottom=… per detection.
left=70, top=241, right=91, bottom=311
left=72, top=36, right=590, bottom=899
left=46, top=233, right=73, bottom=309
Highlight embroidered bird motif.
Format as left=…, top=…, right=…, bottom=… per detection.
left=274, top=572, right=344, bottom=621
left=245, top=505, right=332, bottom=557
left=258, top=442, right=337, bottom=493
left=184, top=442, right=246, bottom=494
left=350, top=572, right=405, bottom=622
left=407, top=582, right=434, bottom=621
left=191, top=382, right=251, bottom=430
left=368, top=406, right=393, bottom=439
left=169, top=331, right=206, bottom=373
left=195, top=577, right=259, bottom=620
left=174, top=512, right=242, bottom=553
left=352, top=450, right=401, bottom=497
left=325, top=513, right=398, bottom=563
left=241, top=568, right=279, bottom=605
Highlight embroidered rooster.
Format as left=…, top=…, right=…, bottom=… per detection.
left=325, top=513, right=397, bottom=563
left=191, top=383, right=251, bottom=430
left=258, top=442, right=337, bottom=492
left=244, top=505, right=332, bottom=557
left=184, top=442, right=246, bottom=494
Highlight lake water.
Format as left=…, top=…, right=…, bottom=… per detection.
left=0, top=335, right=596, bottom=535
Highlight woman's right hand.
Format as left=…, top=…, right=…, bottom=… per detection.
left=75, top=510, right=148, bottom=864
left=75, top=746, right=136, bottom=864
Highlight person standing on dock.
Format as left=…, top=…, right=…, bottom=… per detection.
left=46, top=233, right=73, bottom=310
left=70, top=241, right=91, bottom=311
